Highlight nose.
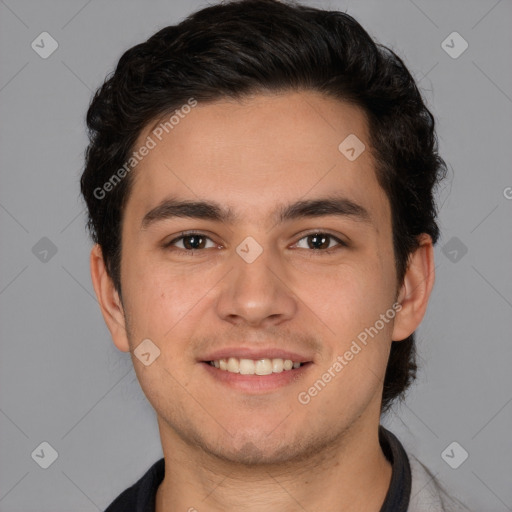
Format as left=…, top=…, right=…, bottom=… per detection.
left=215, top=243, right=297, bottom=328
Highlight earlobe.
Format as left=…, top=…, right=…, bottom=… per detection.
left=391, top=234, right=435, bottom=342
left=89, top=244, right=130, bottom=352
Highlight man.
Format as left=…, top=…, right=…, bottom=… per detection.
left=81, top=1, right=471, bottom=510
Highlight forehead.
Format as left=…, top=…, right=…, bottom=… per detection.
left=124, top=91, right=389, bottom=230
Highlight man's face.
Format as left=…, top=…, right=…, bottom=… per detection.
left=116, top=91, right=399, bottom=463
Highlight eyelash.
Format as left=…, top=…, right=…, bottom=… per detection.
left=162, top=230, right=348, bottom=256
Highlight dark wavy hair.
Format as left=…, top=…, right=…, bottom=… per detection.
left=80, top=0, right=447, bottom=414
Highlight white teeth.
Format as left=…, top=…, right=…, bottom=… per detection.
left=239, top=359, right=255, bottom=375
left=255, top=359, right=273, bottom=375
left=227, top=357, right=239, bottom=373
left=272, top=358, right=284, bottom=373
left=208, top=357, right=304, bottom=375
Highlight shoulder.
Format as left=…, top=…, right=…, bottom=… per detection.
left=408, top=454, right=473, bottom=512
left=104, top=458, right=165, bottom=512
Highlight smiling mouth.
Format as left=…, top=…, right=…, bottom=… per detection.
left=204, top=357, right=311, bottom=375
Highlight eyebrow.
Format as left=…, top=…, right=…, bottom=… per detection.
left=140, top=195, right=372, bottom=229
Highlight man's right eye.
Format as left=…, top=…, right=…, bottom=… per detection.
left=163, top=232, right=218, bottom=252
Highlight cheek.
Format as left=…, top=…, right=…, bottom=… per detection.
left=318, top=258, right=395, bottom=328
left=121, top=257, right=216, bottom=344
left=301, top=266, right=395, bottom=418
left=309, top=258, right=396, bottom=400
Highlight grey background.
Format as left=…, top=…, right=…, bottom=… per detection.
left=0, top=0, right=511, bottom=510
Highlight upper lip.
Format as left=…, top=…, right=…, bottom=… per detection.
left=200, top=347, right=314, bottom=363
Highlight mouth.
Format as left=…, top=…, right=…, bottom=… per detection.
left=200, top=355, right=313, bottom=393
left=203, top=357, right=309, bottom=375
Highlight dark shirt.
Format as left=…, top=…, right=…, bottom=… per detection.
left=105, top=425, right=411, bottom=512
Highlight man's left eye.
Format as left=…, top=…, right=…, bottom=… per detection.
left=294, top=233, right=347, bottom=252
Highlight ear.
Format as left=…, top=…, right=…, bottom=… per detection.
left=392, top=234, right=435, bottom=341
left=90, top=244, right=130, bottom=352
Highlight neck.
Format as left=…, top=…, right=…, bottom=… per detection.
left=155, top=418, right=392, bottom=512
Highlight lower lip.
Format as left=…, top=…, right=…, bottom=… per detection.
left=201, top=362, right=312, bottom=393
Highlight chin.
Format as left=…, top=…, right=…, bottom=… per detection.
left=201, top=426, right=332, bottom=467
left=212, top=440, right=304, bottom=466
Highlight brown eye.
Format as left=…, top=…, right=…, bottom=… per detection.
left=307, top=233, right=330, bottom=250
left=164, top=232, right=217, bottom=252
left=295, top=232, right=346, bottom=252
left=180, top=234, right=207, bottom=250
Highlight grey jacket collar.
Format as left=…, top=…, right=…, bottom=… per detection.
left=409, top=454, right=472, bottom=511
